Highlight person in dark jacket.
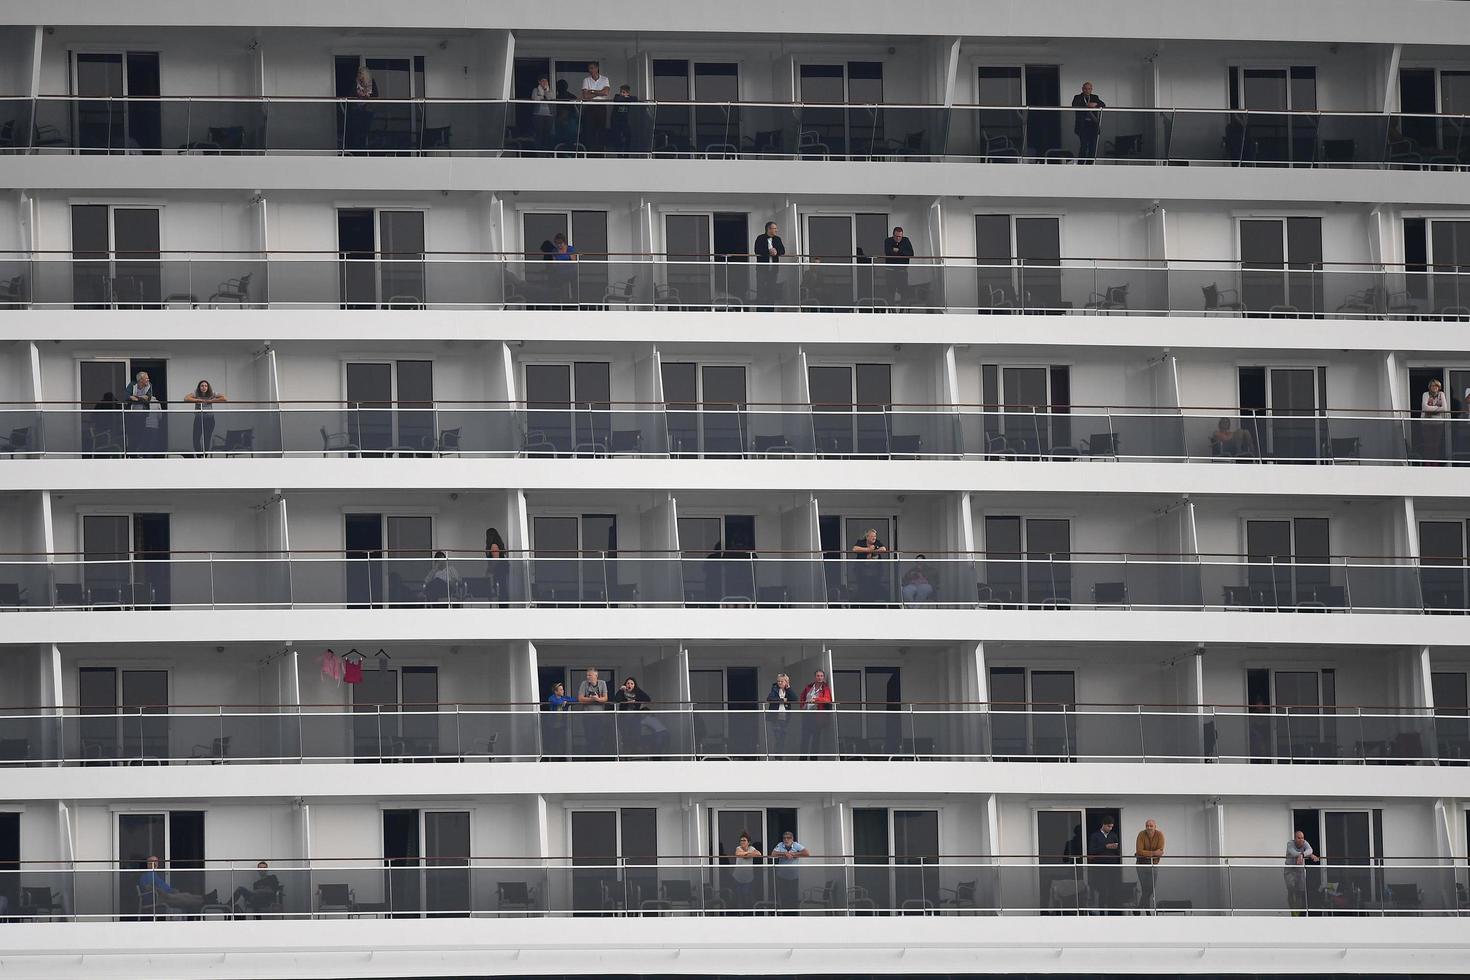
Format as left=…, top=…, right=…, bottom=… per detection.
left=1072, top=82, right=1105, bottom=162
left=754, top=222, right=785, bottom=310
left=612, top=676, right=669, bottom=755
left=765, top=673, right=794, bottom=756
left=882, top=226, right=915, bottom=305
left=1086, top=817, right=1123, bottom=913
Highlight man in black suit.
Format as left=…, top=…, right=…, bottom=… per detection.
left=882, top=226, right=915, bottom=306
left=1072, top=82, right=1105, bottom=162
left=1086, top=817, right=1123, bottom=913
left=754, top=221, right=785, bottom=310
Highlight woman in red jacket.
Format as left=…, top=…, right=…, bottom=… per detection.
left=799, top=670, right=834, bottom=759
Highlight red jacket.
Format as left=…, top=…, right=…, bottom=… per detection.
left=799, top=681, right=833, bottom=709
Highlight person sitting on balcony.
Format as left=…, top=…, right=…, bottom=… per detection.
left=1210, top=417, right=1257, bottom=458
left=138, top=855, right=210, bottom=915
left=1071, top=82, right=1105, bottom=162
left=231, top=861, right=282, bottom=915
left=422, top=550, right=463, bottom=605
left=901, top=556, right=936, bottom=604
left=612, top=675, right=670, bottom=755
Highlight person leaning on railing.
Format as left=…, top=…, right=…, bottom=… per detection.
left=1283, top=830, right=1322, bottom=915
left=1134, top=819, right=1165, bottom=913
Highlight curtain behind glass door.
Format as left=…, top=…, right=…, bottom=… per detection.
left=82, top=514, right=130, bottom=605
left=570, top=811, right=618, bottom=912
left=112, top=208, right=160, bottom=307
left=424, top=811, right=470, bottom=915
left=120, top=669, right=168, bottom=762
left=1268, top=367, right=1318, bottom=459
left=1419, top=520, right=1467, bottom=611
left=893, top=809, right=939, bottom=912
left=379, top=211, right=425, bottom=309
left=665, top=214, right=713, bottom=308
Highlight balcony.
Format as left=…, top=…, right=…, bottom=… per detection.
left=0, top=551, right=1456, bottom=613
left=5, top=254, right=1466, bottom=319
left=0, top=702, right=1460, bottom=767
left=3, top=854, right=1466, bottom=920
left=4, top=97, right=1468, bottom=169
left=0, top=404, right=1463, bottom=465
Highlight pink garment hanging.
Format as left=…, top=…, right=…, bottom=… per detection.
left=319, top=649, right=345, bottom=684
left=343, top=660, right=364, bottom=684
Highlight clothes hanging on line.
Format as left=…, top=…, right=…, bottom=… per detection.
left=319, top=649, right=345, bottom=684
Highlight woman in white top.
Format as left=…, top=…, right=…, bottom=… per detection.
left=731, top=831, right=762, bottom=909
left=529, top=77, right=553, bottom=150
left=423, top=550, right=462, bottom=605
left=1421, top=378, right=1449, bottom=462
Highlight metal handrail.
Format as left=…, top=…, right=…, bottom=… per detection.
left=21, top=94, right=1470, bottom=119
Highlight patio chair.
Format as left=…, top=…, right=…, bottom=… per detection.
left=1201, top=282, right=1245, bottom=313
left=320, top=426, right=359, bottom=456
left=1084, top=283, right=1129, bottom=312
left=496, top=880, right=536, bottom=912
left=211, top=429, right=255, bottom=455
left=0, top=427, right=33, bottom=454
left=208, top=272, right=253, bottom=306
left=316, top=883, right=356, bottom=915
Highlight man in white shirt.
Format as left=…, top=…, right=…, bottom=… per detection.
left=580, top=62, right=612, bottom=152
left=580, top=62, right=611, bottom=101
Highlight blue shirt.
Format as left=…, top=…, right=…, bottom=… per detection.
left=552, top=246, right=576, bottom=261
left=771, top=840, right=806, bottom=878
left=547, top=692, right=577, bottom=710
left=138, top=869, right=175, bottom=896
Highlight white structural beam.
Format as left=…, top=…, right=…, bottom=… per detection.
left=13, top=309, right=1470, bottom=354
left=6, top=757, right=1469, bottom=802
left=7, top=458, right=1470, bottom=498
left=7, top=0, right=1469, bottom=46
left=10, top=606, right=1470, bottom=648
left=9, top=156, right=1470, bottom=207
left=0, top=914, right=1467, bottom=977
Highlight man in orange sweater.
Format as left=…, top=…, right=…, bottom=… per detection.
left=1134, top=819, right=1166, bottom=912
